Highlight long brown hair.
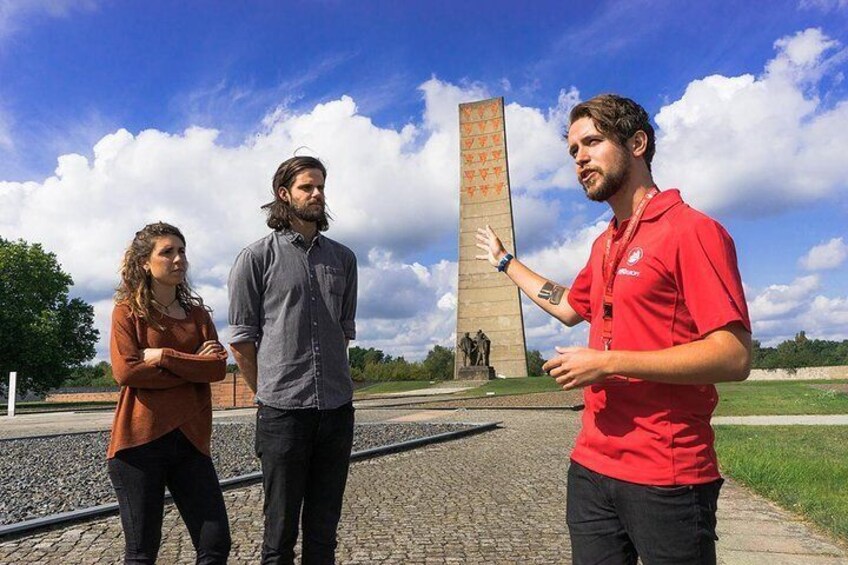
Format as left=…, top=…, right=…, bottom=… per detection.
left=115, top=222, right=208, bottom=329
left=261, top=155, right=332, bottom=231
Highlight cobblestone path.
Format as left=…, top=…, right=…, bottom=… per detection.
left=1, top=409, right=846, bottom=563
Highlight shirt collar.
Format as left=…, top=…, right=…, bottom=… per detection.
left=280, top=228, right=322, bottom=247
left=613, top=188, right=683, bottom=231
left=641, top=188, right=682, bottom=222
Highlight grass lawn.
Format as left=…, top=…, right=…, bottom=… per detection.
left=715, top=379, right=848, bottom=416
left=354, top=380, right=441, bottom=396
left=453, top=376, right=560, bottom=397
left=716, top=425, right=848, bottom=543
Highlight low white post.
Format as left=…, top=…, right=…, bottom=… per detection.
left=7, top=372, right=16, bottom=417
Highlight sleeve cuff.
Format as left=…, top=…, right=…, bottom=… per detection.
left=566, top=293, right=589, bottom=322
left=341, top=320, right=356, bottom=340
left=157, top=348, right=177, bottom=368
left=229, top=325, right=260, bottom=343
left=697, top=314, right=751, bottom=338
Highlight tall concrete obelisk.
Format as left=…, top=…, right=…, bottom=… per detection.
left=455, top=97, right=528, bottom=378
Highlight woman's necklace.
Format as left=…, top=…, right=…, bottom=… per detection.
left=153, top=296, right=179, bottom=312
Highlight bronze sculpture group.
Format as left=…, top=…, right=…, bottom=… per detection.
left=458, top=330, right=491, bottom=367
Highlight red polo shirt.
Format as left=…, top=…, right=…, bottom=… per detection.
left=567, top=189, right=750, bottom=485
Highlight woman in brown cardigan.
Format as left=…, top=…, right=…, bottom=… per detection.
left=108, top=222, right=231, bottom=564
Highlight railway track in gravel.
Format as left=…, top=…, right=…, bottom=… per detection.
left=0, top=421, right=499, bottom=540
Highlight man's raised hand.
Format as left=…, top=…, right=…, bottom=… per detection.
left=475, top=225, right=507, bottom=267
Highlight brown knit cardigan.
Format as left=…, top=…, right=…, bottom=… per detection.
left=107, top=302, right=227, bottom=459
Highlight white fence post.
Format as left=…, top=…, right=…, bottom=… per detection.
left=7, top=372, right=16, bottom=417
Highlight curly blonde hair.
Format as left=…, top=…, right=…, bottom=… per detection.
left=115, top=222, right=208, bottom=329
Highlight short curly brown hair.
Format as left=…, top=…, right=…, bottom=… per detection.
left=569, top=94, right=656, bottom=171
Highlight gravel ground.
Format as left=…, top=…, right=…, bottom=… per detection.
left=0, top=421, right=473, bottom=527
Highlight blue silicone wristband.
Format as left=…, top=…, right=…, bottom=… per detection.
left=497, top=253, right=514, bottom=272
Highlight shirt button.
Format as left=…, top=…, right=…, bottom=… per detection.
left=313, top=321, right=318, bottom=326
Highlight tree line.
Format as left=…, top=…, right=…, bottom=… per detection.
left=62, top=345, right=548, bottom=387
left=753, top=332, right=848, bottom=371
left=59, top=334, right=848, bottom=388
left=346, top=345, right=547, bottom=381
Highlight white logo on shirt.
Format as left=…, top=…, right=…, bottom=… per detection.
left=617, top=268, right=640, bottom=277
left=627, top=247, right=643, bottom=266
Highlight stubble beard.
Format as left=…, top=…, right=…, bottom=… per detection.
left=581, top=152, right=630, bottom=203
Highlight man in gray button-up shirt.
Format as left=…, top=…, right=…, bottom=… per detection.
left=228, top=155, right=357, bottom=565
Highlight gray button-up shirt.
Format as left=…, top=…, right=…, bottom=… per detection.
left=228, top=229, right=357, bottom=410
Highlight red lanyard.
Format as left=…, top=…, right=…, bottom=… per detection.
left=600, top=187, right=659, bottom=350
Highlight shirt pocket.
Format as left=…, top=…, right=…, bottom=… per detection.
left=319, top=265, right=346, bottom=319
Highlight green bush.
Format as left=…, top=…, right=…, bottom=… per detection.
left=422, top=345, right=454, bottom=381
left=362, top=358, right=430, bottom=381
left=64, top=361, right=114, bottom=387
left=526, top=349, right=546, bottom=376
left=348, top=345, right=455, bottom=382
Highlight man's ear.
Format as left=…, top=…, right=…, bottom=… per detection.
left=631, top=131, right=648, bottom=158
left=277, top=187, right=289, bottom=203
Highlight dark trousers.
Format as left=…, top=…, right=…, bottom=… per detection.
left=255, top=402, right=355, bottom=565
left=108, top=429, right=231, bottom=565
left=566, top=460, right=722, bottom=565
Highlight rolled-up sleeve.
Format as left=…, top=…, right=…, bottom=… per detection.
left=228, top=248, right=263, bottom=344
left=341, top=252, right=357, bottom=340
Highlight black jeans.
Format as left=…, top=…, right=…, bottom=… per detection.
left=108, top=429, right=231, bottom=564
left=255, top=402, right=355, bottom=565
left=566, top=460, right=722, bottom=565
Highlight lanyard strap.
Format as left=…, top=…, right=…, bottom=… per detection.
left=601, top=187, right=659, bottom=350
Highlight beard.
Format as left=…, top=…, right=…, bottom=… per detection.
left=291, top=199, right=328, bottom=224
left=581, top=150, right=630, bottom=202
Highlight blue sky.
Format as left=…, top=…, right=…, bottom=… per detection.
left=1, top=0, right=847, bottom=362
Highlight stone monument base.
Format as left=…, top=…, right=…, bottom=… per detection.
left=457, top=366, right=495, bottom=380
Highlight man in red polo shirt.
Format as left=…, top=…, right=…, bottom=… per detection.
left=476, top=94, right=751, bottom=564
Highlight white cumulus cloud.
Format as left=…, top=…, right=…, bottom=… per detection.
left=653, top=28, right=848, bottom=216
left=5, top=27, right=848, bottom=362
left=799, top=237, right=848, bottom=270
left=748, top=275, right=821, bottom=322
left=746, top=274, right=848, bottom=343
left=0, top=76, right=585, bottom=360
